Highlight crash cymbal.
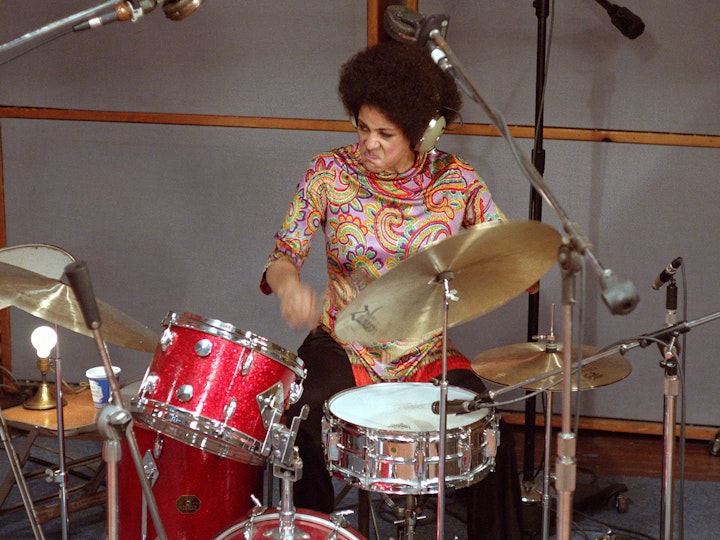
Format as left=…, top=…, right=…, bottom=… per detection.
left=472, top=342, right=632, bottom=391
left=0, top=261, right=158, bottom=352
left=335, top=220, right=561, bottom=344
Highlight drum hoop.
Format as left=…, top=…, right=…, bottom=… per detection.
left=215, top=509, right=365, bottom=540
left=131, top=398, right=266, bottom=465
left=327, top=382, right=490, bottom=433
left=163, top=312, right=306, bottom=379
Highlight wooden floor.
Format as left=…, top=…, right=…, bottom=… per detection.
left=510, top=424, right=720, bottom=483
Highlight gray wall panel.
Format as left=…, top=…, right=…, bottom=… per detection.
left=0, top=2, right=718, bottom=425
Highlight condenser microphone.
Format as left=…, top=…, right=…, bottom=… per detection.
left=594, top=0, right=645, bottom=39
left=384, top=5, right=455, bottom=78
left=383, top=4, right=425, bottom=44
left=384, top=5, right=450, bottom=47
left=652, top=257, right=683, bottom=290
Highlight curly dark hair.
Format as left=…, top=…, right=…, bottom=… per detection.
left=338, top=41, right=461, bottom=148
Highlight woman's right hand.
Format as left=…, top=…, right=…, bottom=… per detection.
left=266, top=258, right=320, bottom=331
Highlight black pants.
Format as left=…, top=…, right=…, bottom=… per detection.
left=286, top=328, right=524, bottom=540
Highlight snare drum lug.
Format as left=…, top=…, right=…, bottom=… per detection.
left=484, top=426, right=499, bottom=460
left=160, top=327, right=176, bottom=352
left=176, top=384, right=194, bottom=402
left=194, top=338, right=213, bottom=357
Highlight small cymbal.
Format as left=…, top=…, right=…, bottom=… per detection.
left=472, top=342, right=632, bottom=391
left=335, top=220, right=561, bottom=344
left=0, top=261, right=158, bottom=352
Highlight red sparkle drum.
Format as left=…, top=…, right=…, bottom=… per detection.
left=323, top=382, right=498, bottom=495
left=131, top=312, right=306, bottom=464
left=118, top=419, right=264, bottom=540
left=214, top=508, right=366, bottom=540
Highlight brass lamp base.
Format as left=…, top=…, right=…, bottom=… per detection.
left=23, top=381, right=66, bottom=410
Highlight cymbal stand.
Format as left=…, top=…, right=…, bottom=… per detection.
left=432, top=270, right=456, bottom=540
left=64, top=261, right=167, bottom=540
left=422, top=26, right=640, bottom=540
left=50, top=335, right=69, bottom=540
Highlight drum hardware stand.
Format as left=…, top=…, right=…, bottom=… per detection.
left=49, top=335, right=70, bottom=540
left=380, top=494, right=427, bottom=540
left=63, top=261, right=167, bottom=540
left=430, top=270, right=457, bottom=540
left=655, top=278, right=680, bottom=540
left=418, top=22, right=640, bottom=540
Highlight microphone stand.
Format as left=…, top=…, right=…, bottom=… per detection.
left=64, top=261, right=167, bottom=540
left=523, top=0, right=549, bottom=502
left=0, top=1, right=153, bottom=65
left=659, top=279, right=679, bottom=540
left=424, top=30, right=639, bottom=540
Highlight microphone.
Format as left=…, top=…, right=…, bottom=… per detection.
left=383, top=4, right=425, bottom=44
left=162, top=0, right=204, bottom=21
left=431, top=398, right=483, bottom=415
left=384, top=5, right=455, bottom=77
left=594, top=0, right=645, bottom=39
left=652, top=257, right=683, bottom=290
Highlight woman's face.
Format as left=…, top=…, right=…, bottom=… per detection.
left=356, top=105, right=415, bottom=174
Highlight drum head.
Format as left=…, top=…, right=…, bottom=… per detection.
left=327, top=382, right=489, bottom=431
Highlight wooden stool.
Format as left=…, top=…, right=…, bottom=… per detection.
left=0, top=389, right=106, bottom=522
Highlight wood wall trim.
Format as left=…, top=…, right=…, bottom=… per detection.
left=0, top=123, right=8, bottom=380
left=0, top=106, right=718, bottom=149
left=502, top=411, right=718, bottom=441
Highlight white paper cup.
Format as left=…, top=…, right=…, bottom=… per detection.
left=86, top=366, right=121, bottom=408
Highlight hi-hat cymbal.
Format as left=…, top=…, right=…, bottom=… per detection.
left=335, top=220, right=562, bottom=344
left=0, top=261, right=158, bottom=352
left=472, top=342, right=632, bottom=391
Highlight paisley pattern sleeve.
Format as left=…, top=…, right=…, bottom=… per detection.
left=259, top=153, right=332, bottom=294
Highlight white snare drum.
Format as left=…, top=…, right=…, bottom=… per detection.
left=214, top=508, right=366, bottom=540
left=322, top=382, right=497, bottom=495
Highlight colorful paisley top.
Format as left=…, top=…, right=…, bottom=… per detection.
left=261, top=143, right=505, bottom=385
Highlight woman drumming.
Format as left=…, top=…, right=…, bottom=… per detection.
left=260, top=41, right=524, bottom=539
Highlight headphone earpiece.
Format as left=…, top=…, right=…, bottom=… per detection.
left=416, top=115, right=446, bottom=152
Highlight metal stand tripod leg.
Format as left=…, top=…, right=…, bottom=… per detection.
left=0, top=409, right=45, bottom=539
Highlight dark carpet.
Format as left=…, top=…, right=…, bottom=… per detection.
left=1, top=434, right=718, bottom=539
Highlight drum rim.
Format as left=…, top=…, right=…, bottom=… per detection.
left=162, top=311, right=306, bottom=378
left=214, top=508, right=365, bottom=540
left=131, top=398, right=266, bottom=465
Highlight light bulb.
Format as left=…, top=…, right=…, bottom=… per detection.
left=31, top=326, right=57, bottom=358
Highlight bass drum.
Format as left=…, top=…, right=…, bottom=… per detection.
left=118, top=383, right=264, bottom=539
left=214, top=508, right=366, bottom=540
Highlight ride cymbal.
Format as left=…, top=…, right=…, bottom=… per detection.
left=471, top=342, right=632, bottom=391
left=335, top=220, right=562, bottom=344
left=0, top=261, right=158, bottom=352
